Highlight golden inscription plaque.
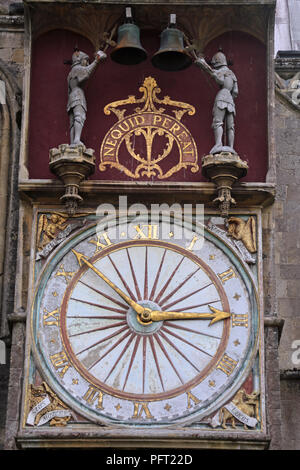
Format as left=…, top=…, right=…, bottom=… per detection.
left=100, top=77, right=199, bottom=179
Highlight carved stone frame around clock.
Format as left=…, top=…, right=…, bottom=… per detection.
left=14, top=205, right=268, bottom=449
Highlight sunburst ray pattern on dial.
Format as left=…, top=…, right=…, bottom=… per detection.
left=33, top=216, right=260, bottom=427
left=61, top=242, right=230, bottom=399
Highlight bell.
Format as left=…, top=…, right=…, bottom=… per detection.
left=111, top=9, right=147, bottom=65
left=152, top=15, right=192, bottom=71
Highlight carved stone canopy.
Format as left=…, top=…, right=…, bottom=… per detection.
left=27, top=2, right=270, bottom=52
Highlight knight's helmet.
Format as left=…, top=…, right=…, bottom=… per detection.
left=211, top=51, right=227, bottom=68
left=71, top=49, right=89, bottom=66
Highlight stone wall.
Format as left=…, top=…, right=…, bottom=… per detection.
left=275, top=97, right=300, bottom=371
left=275, top=92, right=300, bottom=450
left=280, top=377, right=300, bottom=449
left=0, top=346, right=9, bottom=449
left=0, top=5, right=24, bottom=450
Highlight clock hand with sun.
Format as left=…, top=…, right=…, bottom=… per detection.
left=72, top=249, right=145, bottom=316
left=72, top=249, right=231, bottom=326
left=138, top=306, right=231, bottom=325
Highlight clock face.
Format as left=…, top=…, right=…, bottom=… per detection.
left=32, top=216, right=259, bottom=427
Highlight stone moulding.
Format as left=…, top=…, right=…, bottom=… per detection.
left=18, top=179, right=276, bottom=209
left=15, top=428, right=270, bottom=450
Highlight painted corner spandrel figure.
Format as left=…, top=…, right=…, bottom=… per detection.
left=195, top=51, right=238, bottom=155
left=67, top=48, right=107, bottom=146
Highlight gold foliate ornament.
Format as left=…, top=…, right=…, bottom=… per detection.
left=227, top=216, right=257, bottom=254
left=218, top=388, right=260, bottom=430
left=37, top=213, right=68, bottom=251
left=26, top=382, right=72, bottom=427
left=100, top=77, right=199, bottom=179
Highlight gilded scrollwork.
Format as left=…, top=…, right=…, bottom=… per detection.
left=36, top=213, right=86, bottom=260
left=209, top=387, right=260, bottom=430
left=100, top=77, right=199, bottom=179
left=26, top=381, right=72, bottom=427
left=37, top=213, right=69, bottom=251
left=207, top=218, right=256, bottom=265
left=103, top=76, right=195, bottom=120
left=227, top=216, right=257, bottom=254
left=218, top=388, right=260, bottom=430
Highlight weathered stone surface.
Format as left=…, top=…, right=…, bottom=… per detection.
left=280, top=378, right=300, bottom=450
left=274, top=85, right=300, bottom=450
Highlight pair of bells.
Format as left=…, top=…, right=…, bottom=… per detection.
left=110, top=15, right=192, bottom=71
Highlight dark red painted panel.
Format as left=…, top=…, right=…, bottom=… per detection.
left=205, top=31, right=268, bottom=182
left=28, top=29, right=267, bottom=182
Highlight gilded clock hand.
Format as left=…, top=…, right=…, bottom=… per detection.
left=140, top=305, right=230, bottom=326
left=72, top=249, right=145, bottom=315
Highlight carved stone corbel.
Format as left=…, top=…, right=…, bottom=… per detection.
left=49, top=144, right=95, bottom=215
left=202, top=152, right=248, bottom=217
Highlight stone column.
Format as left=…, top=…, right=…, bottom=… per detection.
left=4, top=308, right=26, bottom=450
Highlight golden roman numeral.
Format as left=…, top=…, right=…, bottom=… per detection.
left=186, top=390, right=201, bottom=409
left=133, top=224, right=159, bottom=240
left=187, top=235, right=199, bottom=251
left=55, top=264, right=74, bottom=282
left=216, top=353, right=238, bottom=376
left=82, top=385, right=104, bottom=409
left=232, top=313, right=249, bottom=327
left=89, top=232, right=113, bottom=253
left=132, top=402, right=153, bottom=419
left=50, top=351, right=71, bottom=378
left=218, top=267, right=236, bottom=283
left=43, top=307, right=59, bottom=326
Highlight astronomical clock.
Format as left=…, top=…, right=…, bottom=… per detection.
left=30, top=215, right=260, bottom=426
left=14, top=0, right=273, bottom=450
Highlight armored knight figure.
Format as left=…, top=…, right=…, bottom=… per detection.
left=67, top=48, right=107, bottom=146
left=195, top=51, right=238, bottom=154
